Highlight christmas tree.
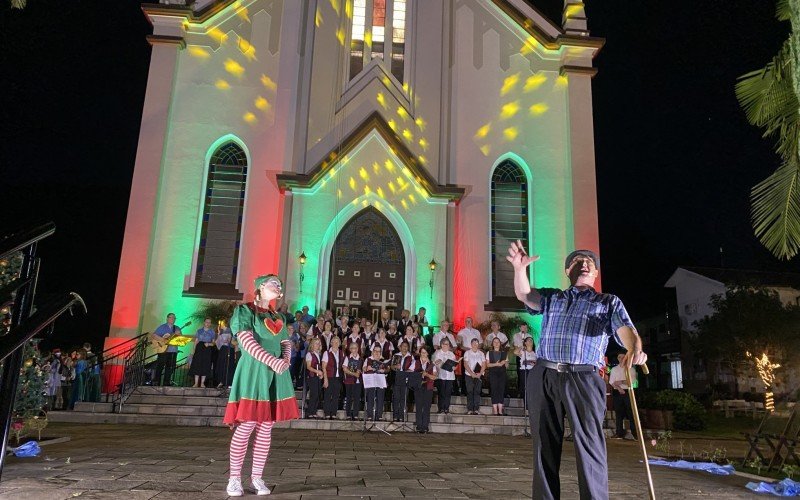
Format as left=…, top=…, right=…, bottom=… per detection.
left=0, top=253, right=23, bottom=335
left=13, top=340, right=46, bottom=419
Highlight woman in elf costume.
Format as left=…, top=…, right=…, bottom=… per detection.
left=224, top=274, right=299, bottom=497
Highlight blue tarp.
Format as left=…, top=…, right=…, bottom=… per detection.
left=11, top=441, right=40, bottom=457
left=648, top=459, right=735, bottom=475
left=746, top=478, right=800, bottom=497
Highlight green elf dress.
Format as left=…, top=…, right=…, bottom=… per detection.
left=223, top=303, right=300, bottom=424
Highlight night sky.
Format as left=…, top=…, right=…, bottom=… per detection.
left=1, top=0, right=796, bottom=353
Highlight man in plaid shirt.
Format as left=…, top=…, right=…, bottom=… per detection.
left=507, top=240, right=647, bottom=500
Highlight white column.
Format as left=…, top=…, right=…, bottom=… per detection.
left=108, top=34, right=183, bottom=341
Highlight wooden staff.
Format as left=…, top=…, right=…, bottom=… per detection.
left=625, top=364, right=655, bottom=500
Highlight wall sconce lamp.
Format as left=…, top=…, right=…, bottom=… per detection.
left=428, top=258, right=437, bottom=298
left=299, top=251, right=307, bottom=292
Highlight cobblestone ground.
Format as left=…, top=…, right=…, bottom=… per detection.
left=0, top=423, right=759, bottom=499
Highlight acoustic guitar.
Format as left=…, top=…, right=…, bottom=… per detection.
left=150, top=321, right=192, bottom=354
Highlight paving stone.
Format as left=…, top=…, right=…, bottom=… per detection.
left=136, top=481, right=211, bottom=492
left=68, top=479, right=148, bottom=491
left=0, top=423, right=763, bottom=499
left=336, top=486, right=403, bottom=496
left=0, top=487, right=85, bottom=500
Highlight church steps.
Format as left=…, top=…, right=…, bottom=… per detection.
left=115, top=393, right=528, bottom=416
left=51, top=387, right=618, bottom=435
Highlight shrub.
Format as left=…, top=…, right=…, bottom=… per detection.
left=650, top=390, right=707, bottom=431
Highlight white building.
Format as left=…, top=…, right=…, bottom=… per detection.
left=106, top=0, right=605, bottom=356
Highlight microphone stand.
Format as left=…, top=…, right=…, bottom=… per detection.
left=390, top=370, right=417, bottom=433
left=362, top=368, right=390, bottom=436
left=523, top=366, right=530, bottom=438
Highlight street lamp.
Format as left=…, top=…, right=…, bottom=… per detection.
left=299, top=252, right=307, bottom=293
left=428, top=259, right=437, bottom=298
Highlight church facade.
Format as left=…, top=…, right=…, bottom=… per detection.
left=108, top=0, right=603, bottom=349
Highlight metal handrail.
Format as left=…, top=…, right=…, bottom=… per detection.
left=0, top=222, right=85, bottom=482
left=0, top=293, right=86, bottom=364
left=0, top=222, right=55, bottom=260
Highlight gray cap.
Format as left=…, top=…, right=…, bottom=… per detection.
left=564, top=250, right=600, bottom=270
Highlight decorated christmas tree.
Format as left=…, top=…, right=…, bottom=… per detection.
left=0, top=253, right=23, bottom=335
left=13, top=340, right=46, bottom=419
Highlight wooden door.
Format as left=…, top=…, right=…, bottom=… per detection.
left=329, top=207, right=404, bottom=321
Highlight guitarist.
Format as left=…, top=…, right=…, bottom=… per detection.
left=151, top=313, right=181, bottom=386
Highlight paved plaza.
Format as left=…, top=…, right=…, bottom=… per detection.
left=0, top=423, right=761, bottom=499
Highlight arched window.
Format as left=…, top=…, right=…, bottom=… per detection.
left=194, top=142, right=248, bottom=292
left=349, top=0, right=407, bottom=83
left=490, top=160, right=529, bottom=303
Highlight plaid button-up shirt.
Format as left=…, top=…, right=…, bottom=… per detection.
left=526, top=286, right=633, bottom=367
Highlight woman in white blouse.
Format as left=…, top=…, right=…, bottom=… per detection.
left=463, top=338, right=486, bottom=415
left=432, top=339, right=458, bottom=414
left=514, top=336, right=537, bottom=399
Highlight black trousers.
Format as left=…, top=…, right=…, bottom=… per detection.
left=345, top=383, right=362, bottom=418
left=393, top=373, right=412, bottom=420
left=365, top=387, right=385, bottom=420
left=527, top=363, right=608, bottom=500
left=306, top=376, right=322, bottom=415
left=154, top=352, right=177, bottom=386
left=612, top=390, right=636, bottom=438
left=415, top=387, right=433, bottom=431
left=436, top=379, right=453, bottom=412
left=465, top=376, right=482, bottom=411
left=323, top=377, right=342, bottom=417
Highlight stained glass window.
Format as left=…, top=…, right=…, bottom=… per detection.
left=348, top=0, right=408, bottom=84
left=490, top=161, right=528, bottom=299
left=196, top=142, right=248, bottom=286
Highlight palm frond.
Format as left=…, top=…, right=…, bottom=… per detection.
left=188, top=300, right=239, bottom=327
left=751, top=157, right=800, bottom=260
left=776, top=0, right=791, bottom=22
left=736, top=40, right=800, bottom=161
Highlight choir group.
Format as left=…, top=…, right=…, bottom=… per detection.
left=288, top=308, right=538, bottom=433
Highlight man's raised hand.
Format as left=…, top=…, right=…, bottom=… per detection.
left=506, top=239, right=539, bottom=269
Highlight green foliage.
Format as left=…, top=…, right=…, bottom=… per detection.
left=692, top=286, right=800, bottom=374
left=473, top=312, right=530, bottom=336
left=736, top=1, right=800, bottom=260
left=747, top=457, right=766, bottom=476
left=189, top=300, right=238, bottom=328
left=643, top=390, right=707, bottom=431
left=782, top=464, right=800, bottom=479
left=13, top=341, right=47, bottom=419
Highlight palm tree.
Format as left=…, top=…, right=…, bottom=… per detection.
left=736, top=0, right=800, bottom=260
left=10, top=0, right=27, bottom=8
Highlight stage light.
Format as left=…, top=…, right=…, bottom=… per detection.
left=475, top=123, right=491, bottom=139
left=501, top=74, right=520, bottom=96
left=529, top=103, right=548, bottom=116
left=224, top=59, right=245, bottom=78
left=503, top=127, right=519, bottom=141
left=500, top=101, right=520, bottom=120
left=255, top=96, right=269, bottom=111
left=188, top=46, right=210, bottom=59
left=260, top=75, right=277, bottom=91
left=524, top=74, right=547, bottom=92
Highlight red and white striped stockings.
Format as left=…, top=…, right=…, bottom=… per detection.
left=229, top=421, right=275, bottom=479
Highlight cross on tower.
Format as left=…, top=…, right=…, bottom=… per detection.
left=370, top=289, right=398, bottom=312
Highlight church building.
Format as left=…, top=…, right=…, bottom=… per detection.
left=107, top=0, right=603, bottom=351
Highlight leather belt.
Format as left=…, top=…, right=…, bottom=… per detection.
left=538, top=359, right=597, bottom=373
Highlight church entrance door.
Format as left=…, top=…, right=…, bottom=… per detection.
left=328, top=207, right=405, bottom=323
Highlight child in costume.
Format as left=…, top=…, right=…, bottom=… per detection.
left=224, top=274, right=299, bottom=496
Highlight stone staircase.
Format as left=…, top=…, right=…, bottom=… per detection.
left=49, top=386, right=620, bottom=436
